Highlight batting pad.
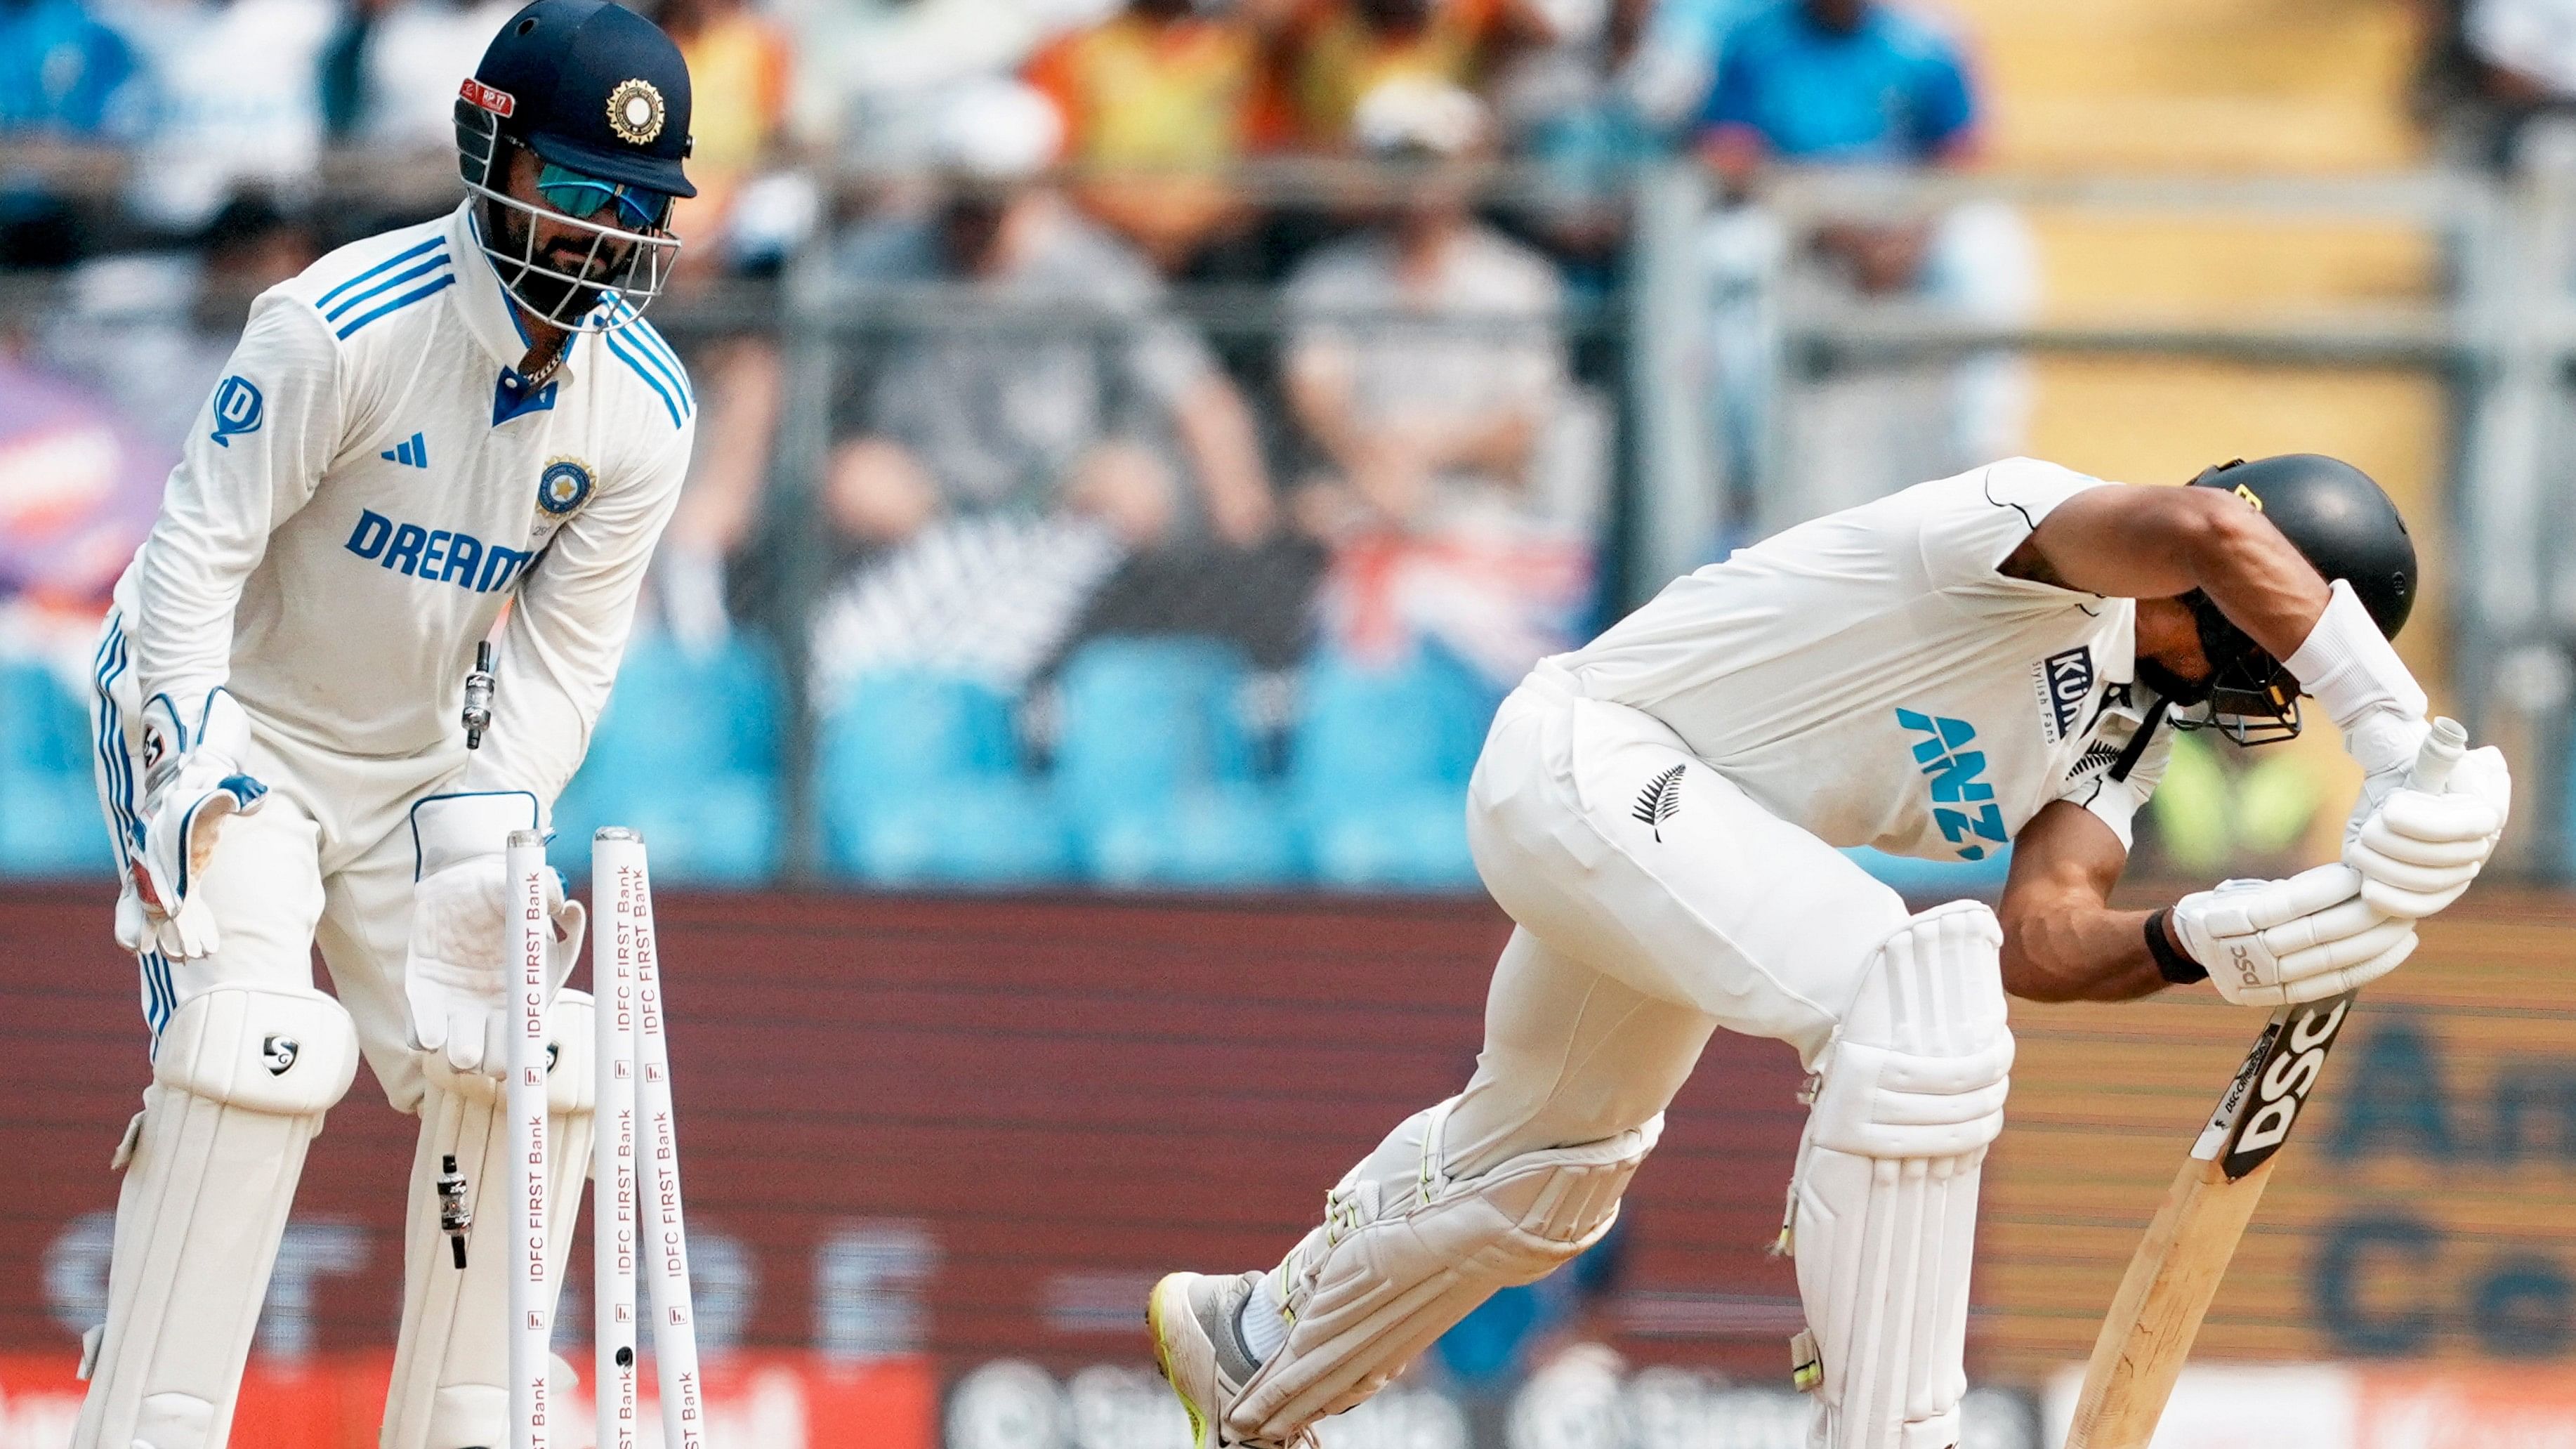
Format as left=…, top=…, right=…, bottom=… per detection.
left=1786, top=900, right=2011, bottom=1449
left=1228, top=1101, right=1660, bottom=1444
left=383, top=990, right=596, bottom=1449
left=72, top=985, right=359, bottom=1449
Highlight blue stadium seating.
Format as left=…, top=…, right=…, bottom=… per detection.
left=553, top=634, right=784, bottom=884
left=1052, top=638, right=1296, bottom=887
left=1290, top=648, right=1498, bottom=889
left=0, top=659, right=111, bottom=877
left=817, top=669, right=1070, bottom=885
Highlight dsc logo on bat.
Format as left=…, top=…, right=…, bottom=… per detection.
left=2233, top=997, right=2351, bottom=1159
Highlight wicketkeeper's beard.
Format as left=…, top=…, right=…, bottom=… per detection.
left=480, top=195, right=637, bottom=328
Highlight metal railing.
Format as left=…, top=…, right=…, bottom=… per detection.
left=8, top=153, right=2576, bottom=880
left=1615, top=159, right=2576, bottom=877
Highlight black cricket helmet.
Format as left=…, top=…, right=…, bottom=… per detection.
left=455, top=0, right=695, bottom=332
left=2162, top=454, right=2418, bottom=745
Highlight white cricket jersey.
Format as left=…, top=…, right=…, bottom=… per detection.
left=112, top=200, right=696, bottom=813
left=1556, top=458, right=2171, bottom=860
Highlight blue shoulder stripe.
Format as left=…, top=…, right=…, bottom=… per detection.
left=621, top=329, right=690, bottom=417
left=315, top=235, right=447, bottom=311
left=322, top=251, right=451, bottom=323
left=619, top=313, right=692, bottom=409
left=336, top=274, right=457, bottom=339
left=603, top=327, right=685, bottom=427
left=605, top=299, right=692, bottom=405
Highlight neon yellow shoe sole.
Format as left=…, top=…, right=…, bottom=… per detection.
left=1148, top=1272, right=1221, bottom=1448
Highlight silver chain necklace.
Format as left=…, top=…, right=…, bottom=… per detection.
left=518, top=339, right=569, bottom=391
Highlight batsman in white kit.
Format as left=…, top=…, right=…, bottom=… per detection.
left=71, top=2, right=697, bottom=1444
left=1151, top=454, right=2516, bottom=1448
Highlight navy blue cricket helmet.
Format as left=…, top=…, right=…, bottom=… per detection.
left=456, top=0, right=695, bottom=329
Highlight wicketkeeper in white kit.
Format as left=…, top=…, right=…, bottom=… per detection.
left=1153, top=455, right=2518, bottom=1448
left=72, top=3, right=696, bottom=1443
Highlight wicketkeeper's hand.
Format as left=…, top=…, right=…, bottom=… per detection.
left=121, top=688, right=268, bottom=961
left=2171, top=863, right=2417, bottom=1008
left=2344, top=745, right=2511, bottom=919
left=403, top=794, right=584, bottom=1076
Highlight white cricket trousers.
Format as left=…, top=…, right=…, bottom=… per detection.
left=1445, top=662, right=1915, bottom=1176
left=91, top=610, right=450, bottom=1101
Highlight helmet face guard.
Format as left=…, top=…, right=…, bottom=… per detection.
left=2161, top=589, right=2304, bottom=746
left=456, top=99, right=681, bottom=334
left=2155, top=454, right=2417, bottom=748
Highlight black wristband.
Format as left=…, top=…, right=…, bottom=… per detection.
left=2145, top=908, right=2207, bottom=985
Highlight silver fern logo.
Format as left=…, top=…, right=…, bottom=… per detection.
left=1632, top=763, right=1686, bottom=842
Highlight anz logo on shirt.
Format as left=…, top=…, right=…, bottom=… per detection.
left=1896, top=708, right=2009, bottom=861
left=343, top=509, right=532, bottom=594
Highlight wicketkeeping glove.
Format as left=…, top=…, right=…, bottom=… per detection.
left=2344, top=745, right=2511, bottom=919
left=2171, top=863, right=2417, bottom=1008
left=404, top=793, right=585, bottom=1077
left=121, top=688, right=268, bottom=961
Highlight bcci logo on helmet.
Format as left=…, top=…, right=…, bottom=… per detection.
left=607, top=79, right=666, bottom=145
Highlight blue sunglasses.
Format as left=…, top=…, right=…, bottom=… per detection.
left=536, top=162, right=672, bottom=230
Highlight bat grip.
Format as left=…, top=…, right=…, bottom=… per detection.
left=2409, top=716, right=2468, bottom=794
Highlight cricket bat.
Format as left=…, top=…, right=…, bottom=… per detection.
left=2061, top=716, right=2468, bottom=1449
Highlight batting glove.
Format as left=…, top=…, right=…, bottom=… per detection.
left=2344, top=745, right=2511, bottom=919
left=123, top=688, right=268, bottom=961
left=2172, top=863, right=2419, bottom=1008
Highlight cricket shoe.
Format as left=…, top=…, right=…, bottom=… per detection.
left=1147, top=1271, right=1315, bottom=1449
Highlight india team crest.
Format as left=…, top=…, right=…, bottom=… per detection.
left=606, top=79, right=666, bottom=145
left=537, top=457, right=594, bottom=520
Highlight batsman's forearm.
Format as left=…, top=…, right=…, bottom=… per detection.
left=2177, top=499, right=2332, bottom=664
left=2001, top=903, right=2172, bottom=1002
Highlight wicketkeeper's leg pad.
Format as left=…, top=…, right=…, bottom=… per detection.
left=71, top=985, right=359, bottom=1449
left=1225, top=1101, right=1660, bottom=1444
left=1784, top=900, right=2012, bottom=1449
left=382, top=990, right=596, bottom=1449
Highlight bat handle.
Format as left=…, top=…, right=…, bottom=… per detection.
left=2410, top=716, right=2468, bottom=794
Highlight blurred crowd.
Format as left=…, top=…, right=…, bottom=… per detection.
left=1, top=0, right=2029, bottom=886
left=2420, top=0, right=2576, bottom=165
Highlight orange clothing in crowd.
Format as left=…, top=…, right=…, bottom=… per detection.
left=680, top=8, right=790, bottom=170
left=1028, top=9, right=1263, bottom=269
left=670, top=4, right=791, bottom=243
left=1028, top=11, right=1262, bottom=170
left=1266, top=0, right=1501, bottom=149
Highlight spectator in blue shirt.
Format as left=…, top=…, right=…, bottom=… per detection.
left=0, top=0, right=140, bottom=138
left=1690, top=0, right=2032, bottom=531
left=1697, top=0, right=1975, bottom=169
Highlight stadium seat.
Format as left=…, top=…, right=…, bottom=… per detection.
left=1303, top=786, right=1478, bottom=889
left=556, top=635, right=784, bottom=884
left=818, top=669, right=1070, bottom=886
left=840, top=776, right=1074, bottom=886
left=1082, top=780, right=1298, bottom=888
left=1051, top=638, right=1298, bottom=886
left=0, top=659, right=111, bottom=878
left=1289, top=649, right=1498, bottom=889
left=1054, top=638, right=1255, bottom=813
